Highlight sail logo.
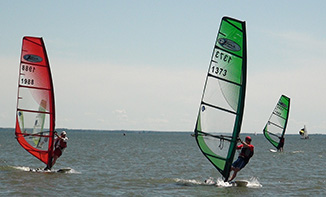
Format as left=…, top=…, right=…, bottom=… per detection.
left=23, top=54, right=43, bottom=63
left=279, top=102, right=287, bottom=109
left=218, top=38, right=241, bottom=51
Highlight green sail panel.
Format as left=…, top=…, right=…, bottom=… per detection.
left=194, top=17, right=247, bottom=182
left=263, top=95, right=290, bottom=149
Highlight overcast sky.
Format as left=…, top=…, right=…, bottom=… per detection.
left=1, top=1, right=325, bottom=134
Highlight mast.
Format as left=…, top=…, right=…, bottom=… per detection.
left=40, top=37, right=56, bottom=168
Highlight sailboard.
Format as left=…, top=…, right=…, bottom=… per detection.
left=30, top=167, right=72, bottom=173
left=299, top=125, right=309, bottom=139
left=15, top=36, right=56, bottom=169
left=263, top=95, right=290, bottom=150
left=57, top=168, right=72, bottom=173
left=230, top=180, right=248, bottom=187
left=194, top=16, right=247, bottom=182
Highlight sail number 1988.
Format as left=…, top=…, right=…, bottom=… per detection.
left=20, top=64, right=35, bottom=85
left=22, top=64, right=36, bottom=73
left=21, top=78, right=34, bottom=85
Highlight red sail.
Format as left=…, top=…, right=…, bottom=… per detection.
left=15, top=37, right=55, bottom=167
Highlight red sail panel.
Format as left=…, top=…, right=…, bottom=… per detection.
left=15, top=36, right=55, bottom=167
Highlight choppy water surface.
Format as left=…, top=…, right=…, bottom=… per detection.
left=0, top=130, right=325, bottom=196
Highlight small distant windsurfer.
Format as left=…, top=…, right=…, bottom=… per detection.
left=228, top=136, right=254, bottom=182
left=277, top=136, right=284, bottom=152
left=44, top=131, right=68, bottom=170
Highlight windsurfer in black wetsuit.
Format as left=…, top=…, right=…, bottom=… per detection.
left=228, top=136, right=254, bottom=182
left=277, top=136, right=284, bottom=152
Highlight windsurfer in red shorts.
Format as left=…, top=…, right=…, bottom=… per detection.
left=44, top=131, right=68, bottom=170
left=228, top=136, right=254, bottom=182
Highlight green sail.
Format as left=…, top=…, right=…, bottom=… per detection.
left=263, top=95, right=290, bottom=149
left=194, top=17, right=247, bottom=182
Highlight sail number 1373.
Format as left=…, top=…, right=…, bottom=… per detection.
left=215, top=51, right=232, bottom=63
left=212, top=51, right=232, bottom=77
left=211, top=66, right=227, bottom=76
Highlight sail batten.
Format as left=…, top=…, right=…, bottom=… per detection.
left=15, top=36, right=55, bottom=168
left=17, top=108, right=52, bottom=114
left=272, top=112, right=287, bottom=120
left=263, top=95, right=290, bottom=149
left=224, top=20, right=243, bottom=31
left=16, top=133, right=51, bottom=138
left=194, top=16, right=247, bottom=182
left=201, top=101, right=238, bottom=115
left=267, top=121, right=285, bottom=129
left=18, top=84, right=52, bottom=91
left=207, top=73, right=242, bottom=86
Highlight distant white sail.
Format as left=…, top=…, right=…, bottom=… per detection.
left=299, top=125, right=309, bottom=139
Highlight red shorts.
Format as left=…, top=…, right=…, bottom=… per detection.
left=54, top=148, right=62, bottom=157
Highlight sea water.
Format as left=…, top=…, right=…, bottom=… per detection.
left=0, top=129, right=325, bottom=196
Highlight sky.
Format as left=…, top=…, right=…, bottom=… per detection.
left=1, top=1, right=326, bottom=134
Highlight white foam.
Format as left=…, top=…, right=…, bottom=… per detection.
left=12, top=166, right=31, bottom=171
left=11, top=166, right=80, bottom=174
left=246, top=177, right=262, bottom=188
left=292, top=150, right=304, bottom=154
left=174, top=178, right=203, bottom=185
left=215, top=178, right=232, bottom=187
left=174, top=177, right=262, bottom=188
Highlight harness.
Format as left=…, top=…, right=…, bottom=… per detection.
left=239, top=146, right=254, bottom=160
left=55, top=138, right=67, bottom=151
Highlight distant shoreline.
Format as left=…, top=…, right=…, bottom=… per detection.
left=1, top=127, right=324, bottom=135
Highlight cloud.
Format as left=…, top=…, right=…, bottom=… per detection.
left=113, top=109, right=128, bottom=121
left=50, top=61, right=205, bottom=131
left=243, top=62, right=326, bottom=134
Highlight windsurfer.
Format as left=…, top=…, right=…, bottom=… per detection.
left=277, top=136, right=284, bottom=152
left=228, top=136, right=254, bottom=182
left=44, top=131, right=68, bottom=170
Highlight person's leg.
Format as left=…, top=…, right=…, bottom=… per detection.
left=52, top=155, right=58, bottom=166
left=229, top=157, right=247, bottom=181
left=229, top=168, right=240, bottom=181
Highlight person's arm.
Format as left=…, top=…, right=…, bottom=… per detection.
left=239, top=139, right=250, bottom=148
left=235, top=138, right=242, bottom=149
left=54, top=132, right=63, bottom=139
